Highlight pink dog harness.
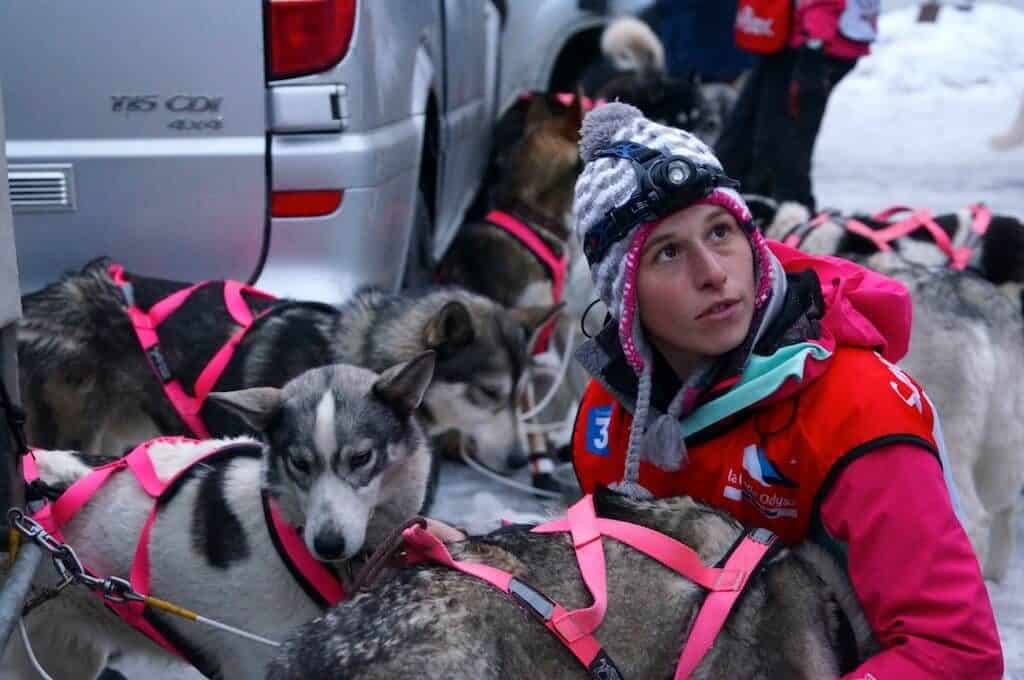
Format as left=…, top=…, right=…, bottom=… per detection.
left=485, top=210, right=568, bottom=353
left=517, top=91, right=600, bottom=111
left=108, top=264, right=277, bottom=439
left=783, top=203, right=992, bottom=271
left=403, top=494, right=780, bottom=679
left=22, top=438, right=344, bottom=666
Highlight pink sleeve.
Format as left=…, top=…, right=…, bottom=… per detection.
left=795, top=0, right=844, bottom=41
left=819, top=443, right=1004, bottom=679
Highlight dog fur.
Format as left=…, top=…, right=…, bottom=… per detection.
left=17, top=260, right=556, bottom=474
left=267, top=490, right=877, bottom=679
left=764, top=202, right=1024, bottom=581
left=439, top=94, right=584, bottom=313
left=2, top=354, right=436, bottom=680
left=439, top=93, right=600, bottom=475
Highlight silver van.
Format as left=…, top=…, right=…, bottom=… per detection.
left=1, top=1, right=646, bottom=303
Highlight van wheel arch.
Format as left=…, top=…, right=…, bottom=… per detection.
left=548, top=27, right=604, bottom=92
left=402, top=93, right=441, bottom=290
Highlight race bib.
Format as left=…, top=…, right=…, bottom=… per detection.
left=585, top=405, right=613, bottom=457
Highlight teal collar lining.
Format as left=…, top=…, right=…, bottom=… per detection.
left=681, top=343, right=833, bottom=437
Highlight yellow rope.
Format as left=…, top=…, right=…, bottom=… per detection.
left=8, top=528, right=20, bottom=563
left=143, top=596, right=198, bottom=621
left=144, top=595, right=279, bottom=647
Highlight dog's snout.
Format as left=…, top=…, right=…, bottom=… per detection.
left=313, top=531, right=346, bottom=561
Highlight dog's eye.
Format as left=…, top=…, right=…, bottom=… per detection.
left=468, top=385, right=503, bottom=407
left=289, top=455, right=311, bottom=475
left=350, top=450, right=374, bottom=471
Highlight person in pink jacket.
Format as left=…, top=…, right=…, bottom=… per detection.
left=570, top=102, right=1004, bottom=678
left=715, top=0, right=873, bottom=212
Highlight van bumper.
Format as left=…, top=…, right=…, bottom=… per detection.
left=256, top=114, right=423, bottom=304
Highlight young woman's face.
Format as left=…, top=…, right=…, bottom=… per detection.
left=636, top=204, right=756, bottom=372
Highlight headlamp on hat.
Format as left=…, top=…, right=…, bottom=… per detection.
left=582, top=141, right=741, bottom=266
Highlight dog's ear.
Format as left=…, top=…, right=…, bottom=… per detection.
left=423, top=301, right=475, bottom=359
left=512, top=302, right=565, bottom=344
left=524, top=95, right=552, bottom=131
left=372, top=350, right=436, bottom=417
left=207, top=387, right=282, bottom=431
left=560, top=87, right=586, bottom=141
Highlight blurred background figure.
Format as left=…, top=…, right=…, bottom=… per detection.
left=648, top=0, right=755, bottom=145
left=647, top=0, right=755, bottom=85
left=715, top=0, right=879, bottom=213
left=577, top=1, right=757, bottom=145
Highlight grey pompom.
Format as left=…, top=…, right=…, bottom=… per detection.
left=641, top=413, right=688, bottom=471
left=579, top=102, right=644, bottom=162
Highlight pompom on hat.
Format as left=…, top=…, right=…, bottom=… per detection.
left=572, top=102, right=778, bottom=498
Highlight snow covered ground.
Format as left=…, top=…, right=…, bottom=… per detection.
left=434, top=3, right=1024, bottom=677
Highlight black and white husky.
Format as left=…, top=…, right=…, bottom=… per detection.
left=2, top=354, right=434, bottom=680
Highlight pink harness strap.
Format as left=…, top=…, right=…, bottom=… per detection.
left=24, top=438, right=344, bottom=662
left=845, top=208, right=955, bottom=258
left=486, top=210, right=568, bottom=353
left=870, top=205, right=917, bottom=223
left=786, top=204, right=992, bottom=273
left=782, top=210, right=832, bottom=248
left=108, top=264, right=276, bottom=439
left=403, top=494, right=779, bottom=678
left=672, top=529, right=777, bottom=679
left=403, top=519, right=609, bottom=671
left=517, top=91, right=600, bottom=112
left=26, top=437, right=206, bottom=658
left=533, top=516, right=747, bottom=593
left=264, top=497, right=346, bottom=606
left=849, top=204, right=992, bottom=271
left=121, top=440, right=242, bottom=655
left=950, top=203, right=991, bottom=271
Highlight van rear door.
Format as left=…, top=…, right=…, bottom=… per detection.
left=0, top=1, right=268, bottom=293
left=431, top=0, right=498, bottom=260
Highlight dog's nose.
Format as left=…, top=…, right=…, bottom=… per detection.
left=506, top=447, right=529, bottom=470
left=313, top=532, right=346, bottom=560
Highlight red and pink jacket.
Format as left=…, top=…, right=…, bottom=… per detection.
left=789, top=0, right=877, bottom=60
left=572, top=242, right=1003, bottom=677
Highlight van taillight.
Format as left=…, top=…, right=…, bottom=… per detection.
left=267, top=0, right=356, bottom=80
left=271, top=190, right=344, bottom=217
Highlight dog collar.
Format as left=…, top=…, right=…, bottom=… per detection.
left=260, top=489, right=346, bottom=607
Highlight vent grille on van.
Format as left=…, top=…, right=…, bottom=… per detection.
left=8, top=164, right=76, bottom=213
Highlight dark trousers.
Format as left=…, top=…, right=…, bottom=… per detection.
left=714, top=49, right=856, bottom=213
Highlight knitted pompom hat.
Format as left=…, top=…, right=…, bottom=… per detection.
left=572, top=102, right=776, bottom=498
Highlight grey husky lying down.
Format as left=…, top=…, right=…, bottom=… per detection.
left=267, top=490, right=876, bottom=679
left=18, top=258, right=558, bottom=475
